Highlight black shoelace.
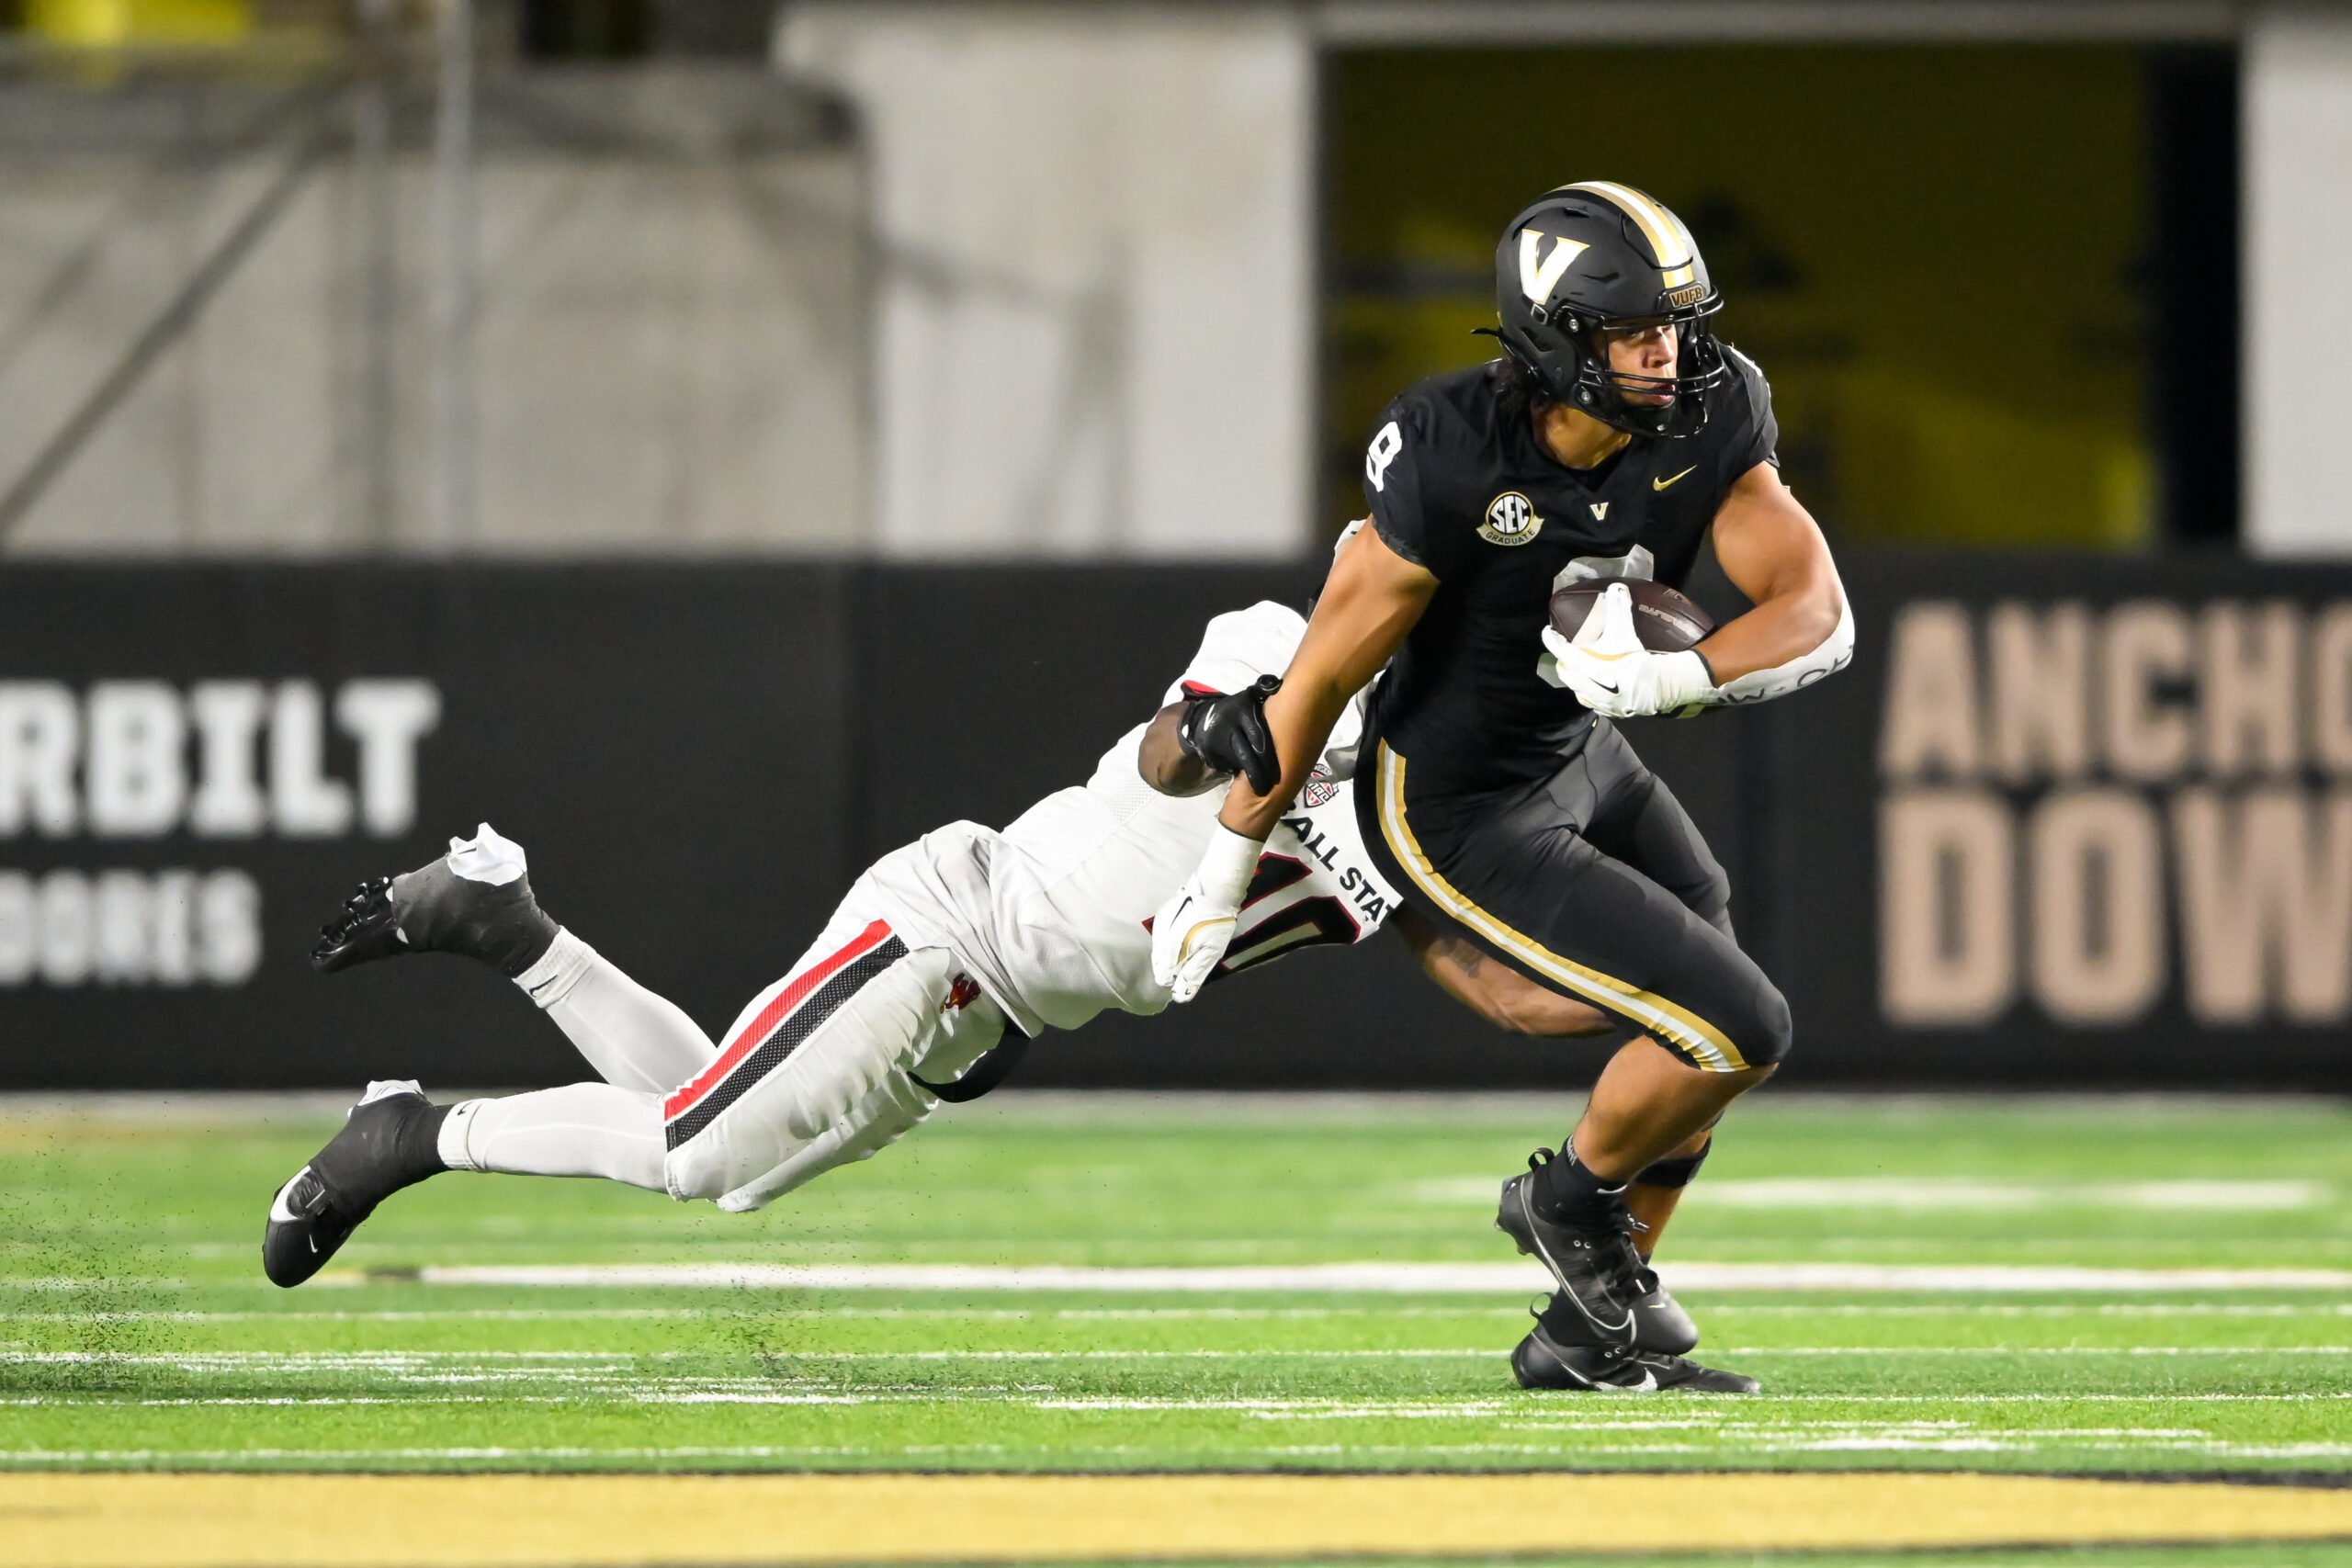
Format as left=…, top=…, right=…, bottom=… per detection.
left=1588, top=1224, right=1647, bottom=1305
left=1526, top=1148, right=1652, bottom=1300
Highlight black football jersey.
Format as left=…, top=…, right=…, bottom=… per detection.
left=1362, top=350, right=1778, bottom=787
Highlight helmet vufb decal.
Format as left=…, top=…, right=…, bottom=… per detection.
left=1564, top=181, right=1694, bottom=270
left=1518, top=230, right=1589, bottom=305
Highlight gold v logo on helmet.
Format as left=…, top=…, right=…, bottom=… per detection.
left=1518, top=230, right=1589, bottom=306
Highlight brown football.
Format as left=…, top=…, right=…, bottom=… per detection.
left=1547, top=579, right=1715, bottom=652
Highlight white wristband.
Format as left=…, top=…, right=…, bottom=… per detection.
left=1650, top=649, right=1720, bottom=713
left=1201, top=823, right=1265, bottom=904
left=1709, top=595, right=1857, bottom=707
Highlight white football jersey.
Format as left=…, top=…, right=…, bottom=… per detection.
left=852, top=602, right=1397, bottom=1035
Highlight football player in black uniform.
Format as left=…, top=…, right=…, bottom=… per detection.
left=1153, top=182, right=1853, bottom=1393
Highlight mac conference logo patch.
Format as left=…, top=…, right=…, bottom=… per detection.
left=1479, top=491, right=1543, bottom=547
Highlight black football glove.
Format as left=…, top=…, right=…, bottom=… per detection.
left=1177, top=674, right=1281, bottom=795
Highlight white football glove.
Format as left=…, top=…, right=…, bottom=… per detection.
left=1541, top=581, right=1718, bottom=719
left=1149, top=824, right=1264, bottom=1004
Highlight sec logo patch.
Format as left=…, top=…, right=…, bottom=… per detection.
left=1478, top=491, right=1543, bottom=547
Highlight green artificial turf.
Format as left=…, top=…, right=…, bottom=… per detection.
left=2, top=1091, right=2348, bottom=1477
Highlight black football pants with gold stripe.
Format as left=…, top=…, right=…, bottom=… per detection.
left=1358, top=721, right=1792, bottom=1073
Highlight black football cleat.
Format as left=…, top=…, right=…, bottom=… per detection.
left=1511, top=1302, right=1760, bottom=1393
left=262, top=1080, right=448, bottom=1288
left=1628, top=1273, right=1701, bottom=1356
left=1496, top=1160, right=1650, bottom=1346
left=312, top=823, right=556, bottom=977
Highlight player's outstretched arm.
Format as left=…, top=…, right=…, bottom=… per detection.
left=1221, top=525, right=1433, bottom=840
left=1150, top=526, right=1433, bottom=1001
left=1691, top=461, right=1853, bottom=694
left=1139, top=703, right=1216, bottom=795
left=1139, top=679, right=1283, bottom=798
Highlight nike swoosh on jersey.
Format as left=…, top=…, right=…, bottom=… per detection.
left=1653, top=466, right=1697, bottom=491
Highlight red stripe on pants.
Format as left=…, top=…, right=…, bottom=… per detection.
left=662, top=919, right=895, bottom=1123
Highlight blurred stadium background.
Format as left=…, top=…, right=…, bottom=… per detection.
left=4, top=0, right=2349, bottom=1094
left=6, top=2, right=2352, bottom=1562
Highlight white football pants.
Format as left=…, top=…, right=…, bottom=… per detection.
left=439, top=901, right=1005, bottom=1211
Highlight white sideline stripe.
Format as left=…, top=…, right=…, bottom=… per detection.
left=408, top=1263, right=1555, bottom=1292
left=1408, top=1177, right=2334, bottom=1211
left=411, top=1261, right=2352, bottom=1293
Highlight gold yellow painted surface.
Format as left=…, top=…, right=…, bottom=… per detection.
left=26, top=0, right=247, bottom=47
left=0, top=1471, right=2340, bottom=1567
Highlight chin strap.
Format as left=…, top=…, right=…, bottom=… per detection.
left=1702, top=592, right=1856, bottom=708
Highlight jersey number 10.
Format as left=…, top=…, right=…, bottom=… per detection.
left=1211, top=853, right=1361, bottom=980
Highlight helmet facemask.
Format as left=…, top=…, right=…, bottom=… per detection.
left=1502, top=299, right=1731, bottom=440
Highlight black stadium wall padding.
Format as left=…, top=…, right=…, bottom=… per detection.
left=0, top=556, right=2346, bottom=1092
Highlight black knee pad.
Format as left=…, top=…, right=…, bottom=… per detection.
left=1634, top=1136, right=1712, bottom=1190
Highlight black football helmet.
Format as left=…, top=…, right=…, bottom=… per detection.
left=1490, top=181, right=1731, bottom=439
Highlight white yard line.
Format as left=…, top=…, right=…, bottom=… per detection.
left=0, top=1446, right=905, bottom=1463
left=1717, top=1346, right=2352, bottom=1356
left=0, top=1305, right=1524, bottom=1324
left=0, top=1348, right=1487, bottom=1364
left=23, top=1303, right=2335, bottom=1325
left=9, top=1346, right=2351, bottom=1372
left=404, top=1260, right=2352, bottom=1293
left=1711, top=1303, right=2352, bottom=1317
left=61, top=1302, right=2352, bottom=1324
left=402, top=1262, right=1563, bottom=1292
left=1665, top=1264, right=2352, bottom=1292
left=6, top=1436, right=2350, bottom=1464
left=0, top=1309, right=721, bottom=1324
left=1408, top=1178, right=2335, bottom=1212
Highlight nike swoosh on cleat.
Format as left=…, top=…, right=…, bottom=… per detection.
left=1653, top=466, right=1697, bottom=491
left=269, top=1171, right=312, bottom=1224
left=1512, top=1188, right=1632, bottom=1338
left=1559, top=1355, right=1654, bottom=1393
left=1563, top=1348, right=1657, bottom=1393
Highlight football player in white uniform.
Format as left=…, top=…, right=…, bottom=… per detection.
left=262, top=602, right=1401, bottom=1285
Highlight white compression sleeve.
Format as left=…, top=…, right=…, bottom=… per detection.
left=1709, top=593, right=1856, bottom=706
left=438, top=1085, right=667, bottom=1191
left=514, top=931, right=717, bottom=1095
